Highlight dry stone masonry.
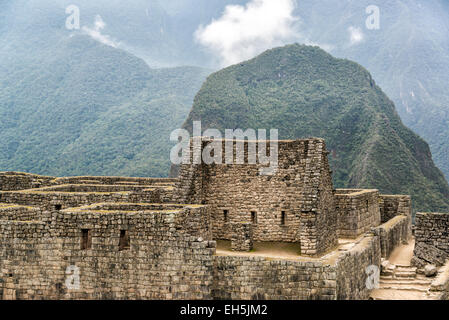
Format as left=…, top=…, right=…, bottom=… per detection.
left=0, top=137, right=446, bottom=300
left=335, top=189, right=381, bottom=238
left=174, top=138, right=338, bottom=256
left=230, top=222, right=254, bottom=252
left=413, top=212, right=449, bottom=268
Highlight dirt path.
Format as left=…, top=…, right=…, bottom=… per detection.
left=388, top=239, right=415, bottom=266
left=370, top=239, right=441, bottom=300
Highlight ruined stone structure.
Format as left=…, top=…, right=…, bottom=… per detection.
left=0, top=137, right=447, bottom=300
left=174, top=139, right=338, bottom=256
left=412, top=213, right=449, bottom=268
left=335, top=189, right=381, bottom=238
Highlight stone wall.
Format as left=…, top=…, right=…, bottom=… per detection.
left=335, top=235, right=381, bottom=300
left=0, top=185, right=174, bottom=210
left=412, top=212, right=449, bottom=267
left=212, top=256, right=337, bottom=300
left=0, top=200, right=385, bottom=300
left=335, top=189, right=381, bottom=238
left=0, top=172, right=177, bottom=192
left=39, top=184, right=156, bottom=193
left=0, top=204, right=42, bottom=221
left=379, top=195, right=412, bottom=224
left=213, top=233, right=381, bottom=300
left=230, top=223, right=253, bottom=252
left=0, top=220, right=49, bottom=300
left=0, top=172, right=55, bottom=191
left=52, top=176, right=177, bottom=186
left=0, top=149, right=418, bottom=300
left=0, top=204, right=215, bottom=300
left=174, top=138, right=338, bottom=256
left=373, top=215, right=411, bottom=259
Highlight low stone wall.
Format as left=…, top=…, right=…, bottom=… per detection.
left=212, top=256, right=337, bottom=300
left=0, top=205, right=42, bottom=222
left=335, top=235, right=381, bottom=300
left=52, top=176, right=177, bottom=186
left=0, top=186, right=173, bottom=211
left=0, top=172, right=55, bottom=191
left=335, top=189, right=381, bottom=238
left=0, top=172, right=177, bottom=192
left=212, top=234, right=381, bottom=300
left=379, top=195, right=411, bottom=224
left=39, top=184, right=155, bottom=193
left=413, top=212, right=449, bottom=267
left=373, top=215, right=410, bottom=259
left=0, top=204, right=215, bottom=300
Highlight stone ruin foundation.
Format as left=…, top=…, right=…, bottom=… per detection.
left=0, top=138, right=448, bottom=300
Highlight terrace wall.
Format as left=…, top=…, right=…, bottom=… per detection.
left=52, top=176, right=177, bottom=186
left=0, top=204, right=42, bottom=222
left=212, top=234, right=381, bottom=300
left=0, top=185, right=174, bottom=210
left=373, top=215, right=411, bottom=259
left=0, top=204, right=215, bottom=300
left=335, top=235, right=381, bottom=300
left=0, top=172, right=54, bottom=191
left=212, top=256, right=337, bottom=300
left=413, top=212, right=449, bottom=267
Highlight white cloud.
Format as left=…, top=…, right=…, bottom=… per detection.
left=195, top=0, right=299, bottom=67
left=348, top=26, right=364, bottom=45
left=82, top=15, right=119, bottom=48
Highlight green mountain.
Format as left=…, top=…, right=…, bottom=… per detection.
left=296, top=0, right=449, bottom=182
left=0, top=32, right=210, bottom=177
left=182, top=44, right=449, bottom=212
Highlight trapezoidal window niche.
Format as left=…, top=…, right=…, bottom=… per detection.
left=223, top=210, right=229, bottom=223
left=251, top=211, right=258, bottom=224
left=281, top=211, right=286, bottom=226
left=81, top=229, right=92, bottom=250
left=119, top=230, right=130, bottom=251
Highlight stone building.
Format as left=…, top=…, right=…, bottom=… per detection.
left=0, top=138, right=447, bottom=300
left=174, top=138, right=338, bottom=256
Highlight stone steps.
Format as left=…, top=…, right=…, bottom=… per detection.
left=379, top=277, right=432, bottom=286
left=394, top=271, right=416, bottom=278
left=371, top=261, right=440, bottom=300
left=370, top=289, right=440, bottom=300
left=379, top=284, right=429, bottom=292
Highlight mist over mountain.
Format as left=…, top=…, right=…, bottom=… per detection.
left=182, top=44, right=449, bottom=213
left=0, top=0, right=247, bottom=68
left=0, top=0, right=210, bottom=177
left=295, top=0, right=449, bottom=182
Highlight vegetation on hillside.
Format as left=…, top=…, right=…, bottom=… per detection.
left=297, top=0, right=449, bottom=181
left=0, top=34, right=210, bottom=177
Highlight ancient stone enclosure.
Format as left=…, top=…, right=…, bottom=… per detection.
left=1, top=138, right=448, bottom=300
